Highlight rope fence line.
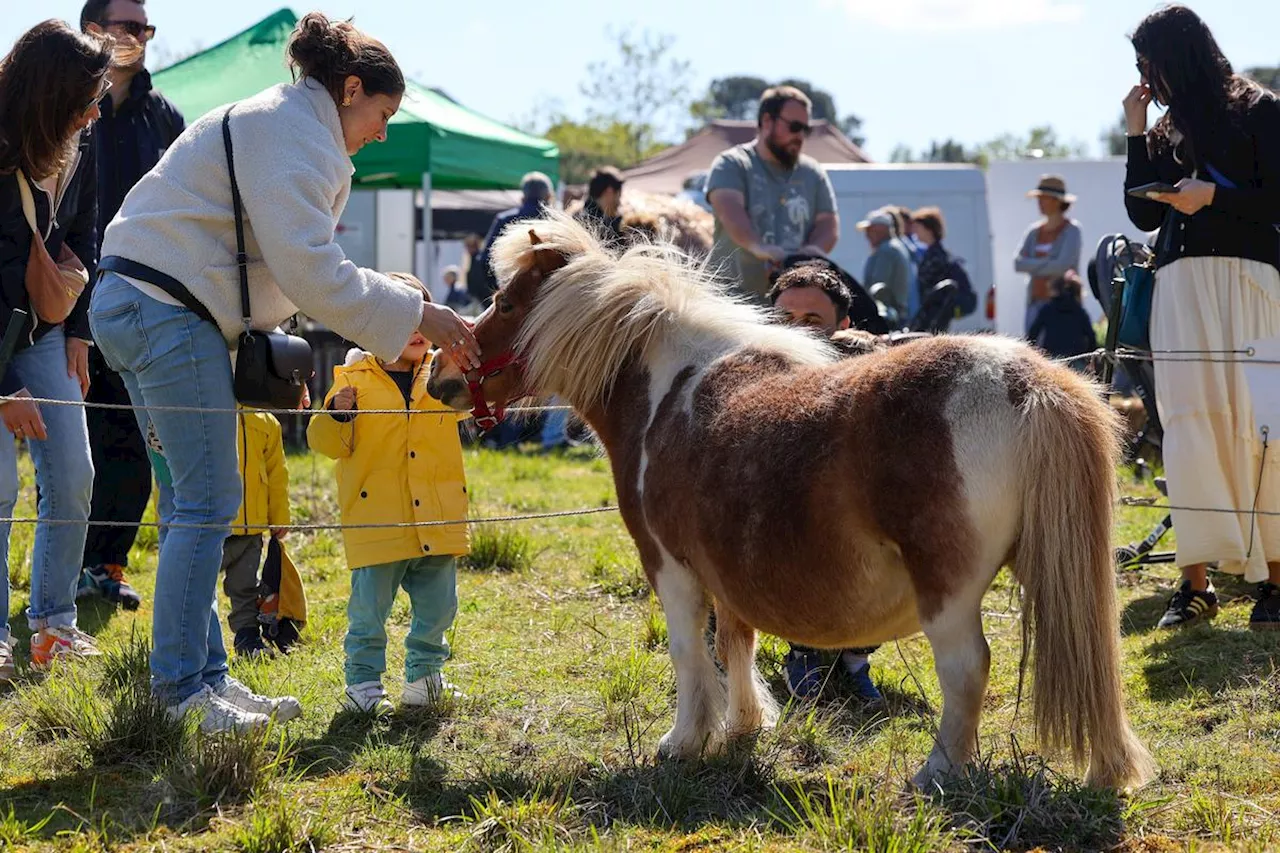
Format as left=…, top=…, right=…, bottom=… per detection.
left=0, top=344, right=1273, bottom=415
left=0, top=506, right=621, bottom=532
left=0, top=344, right=1271, bottom=531
left=0, top=496, right=1273, bottom=533
left=0, top=395, right=572, bottom=418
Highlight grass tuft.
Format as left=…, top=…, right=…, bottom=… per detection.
left=233, top=794, right=336, bottom=853
left=462, top=526, right=535, bottom=573
left=928, top=743, right=1125, bottom=851
left=770, top=774, right=960, bottom=852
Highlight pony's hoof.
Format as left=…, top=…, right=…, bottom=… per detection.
left=910, top=760, right=954, bottom=793
left=656, top=727, right=720, bottom=760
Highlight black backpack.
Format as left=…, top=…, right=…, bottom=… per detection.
left=945, top=256, right=978, bottom=317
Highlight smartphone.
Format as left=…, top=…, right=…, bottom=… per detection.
left=1127, top=182, right=1180, bottom=199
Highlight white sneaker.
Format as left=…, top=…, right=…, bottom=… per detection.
left=342, top=681, right=393, bottom=714
left=402, top=673, right=464, bottom=707
left=30, top=625, right=102, bottom=668
left=0, top=638, right=14, bottom=683
left=165, top=684, right=271, bottom=734
left=215, top=677, right=303, bottom=722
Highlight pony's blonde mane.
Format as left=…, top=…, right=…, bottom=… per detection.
left=489, top=210, right=836, bottom=407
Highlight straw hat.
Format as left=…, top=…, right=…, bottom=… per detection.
left=1027, top=174, right=1077, bottom=203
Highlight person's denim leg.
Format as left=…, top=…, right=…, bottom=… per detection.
left=540, top=398, right=569, bottom=448
left=344, top=561, right=407, bottom=687
left=0, top=429, right=19, bottom=645
left=13, top=328, right=94, bottom=630
left=90, top=272, right=239, bottom=703
left=401, top=555, right=458, bottom=682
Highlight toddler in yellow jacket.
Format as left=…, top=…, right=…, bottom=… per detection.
left=307, top=316, right=470, bottom=714
left=224, top=409, right=291, bottom=658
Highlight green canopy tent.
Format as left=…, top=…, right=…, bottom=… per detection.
left=151, top=8, right=559, bottom=280
left=151, top=8, right=559, bottom=189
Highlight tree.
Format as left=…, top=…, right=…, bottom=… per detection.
left=542, top=119, right=648, bottom=186
left=1100, top=114, right=1128, bottom=157
left=972, top=125, right=1087, bottom=167
left=580, top=27, right=693, bottom=163
left=922, top=139, right=977, bottom=164
left=1244, top=65, right=1280, bottom=91
left=889, top=144, right=916, bottom=163
left=688, top=76, right=865, bottom=147
left=690, top=75, right=769, bottom=122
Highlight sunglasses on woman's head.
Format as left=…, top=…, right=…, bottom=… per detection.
left=104, top=20, right=156, bottom=40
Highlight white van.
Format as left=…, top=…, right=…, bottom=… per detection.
left=822, top=163, right=995, bottom=333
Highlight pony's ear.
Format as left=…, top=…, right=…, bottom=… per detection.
left=528, top=229, right=542, bottom=246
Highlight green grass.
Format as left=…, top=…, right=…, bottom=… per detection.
left=2, top=443, right=1278, bottom=851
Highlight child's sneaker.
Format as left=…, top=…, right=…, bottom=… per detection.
left=77, top=564, right=142, bottom=611
left=30, top=626, right=102, bottom=667
left=166, top=684, right=270, bottom=734
left=839, top=651, right=885, bottom=705
left=214, top=677, right=302, bottom=722
left=234, top=626, right=269, bottom=659
left=402, top=673, right=464, bottom=707
left=343, top=681, right=393, bottom=715
left=0, top=638, right=14, bottom=683
left=783, top=647, right=826, bottom=701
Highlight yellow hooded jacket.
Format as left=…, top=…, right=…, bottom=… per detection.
left=233, top=409, right=291, bottom=536
left=307, top=350, right=470, bottom=569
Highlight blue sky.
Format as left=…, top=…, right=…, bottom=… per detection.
left=3, top=1, right=1273, bottom=161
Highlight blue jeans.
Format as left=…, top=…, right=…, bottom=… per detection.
left=89, top=272, right=240, bottom=702
left=540, top=396, right=569, bottom=448
left=0, top=327, right=94, bottom=643
left=344, top=555, right=458, bottom=686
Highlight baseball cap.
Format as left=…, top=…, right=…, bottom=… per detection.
left=855, top=209, right=895, bottom=230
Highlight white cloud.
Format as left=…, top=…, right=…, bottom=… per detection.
left=825, top=0, right=1085, bottom=31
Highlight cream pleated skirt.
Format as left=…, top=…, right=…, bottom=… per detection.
left=1150, top=255, right=1280, bottom=581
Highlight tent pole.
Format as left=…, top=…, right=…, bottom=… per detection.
left=420, top=171, right=433, bottom=290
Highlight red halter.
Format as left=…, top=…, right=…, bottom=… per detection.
left=465, top=351, right=523, bottom=432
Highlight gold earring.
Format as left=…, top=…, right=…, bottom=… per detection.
left=343, top=95, right=352, bottom=107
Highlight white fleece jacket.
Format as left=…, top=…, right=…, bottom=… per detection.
left=100, top=77, right=422, bottom=363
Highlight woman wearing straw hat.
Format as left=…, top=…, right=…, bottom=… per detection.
left=1014, top=174, right=1083, bottom=336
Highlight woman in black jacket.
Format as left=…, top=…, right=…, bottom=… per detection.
left=0, top=20, right=113, bottom=680
left=1123, top=4, right=1280, bottom=631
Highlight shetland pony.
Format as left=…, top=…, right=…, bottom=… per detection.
left=427, top=212, right=1155, bottom=790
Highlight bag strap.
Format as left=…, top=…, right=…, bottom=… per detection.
left=221, top=107, right=251, bottom=333
left=13, top=169, right=42, bottom=239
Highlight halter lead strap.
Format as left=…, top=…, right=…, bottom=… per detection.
left=466, top=351, right=523, bottom=431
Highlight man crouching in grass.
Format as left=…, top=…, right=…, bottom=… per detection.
left=764, top=261, right=885, bottom=704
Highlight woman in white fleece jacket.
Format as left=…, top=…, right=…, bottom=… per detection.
left=87, top=12, right=481, bottom=732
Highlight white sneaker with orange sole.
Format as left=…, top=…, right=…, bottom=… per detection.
left=30, top=626, right=102, bottom=668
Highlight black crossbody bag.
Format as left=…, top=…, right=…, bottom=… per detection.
left=220, top=107, right=313, bottom=409
left=101, top=106, right=314, bottom=410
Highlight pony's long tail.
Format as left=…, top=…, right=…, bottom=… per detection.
left=1013, top=363, right=1157, bottom=790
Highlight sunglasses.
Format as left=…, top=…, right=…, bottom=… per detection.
left=83, top=79, right=112, bottom=115
left=777, top=119, right=813, bottom=136
left=103, top=20, right=156, bottom=40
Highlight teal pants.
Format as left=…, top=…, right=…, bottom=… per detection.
left=344, top=555, right=458, bottom=686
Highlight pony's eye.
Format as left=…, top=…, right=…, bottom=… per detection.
left=499, top=299, right=514, bottom=315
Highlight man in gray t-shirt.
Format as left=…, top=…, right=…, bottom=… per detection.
left=705, top=86, right=840, bottom=302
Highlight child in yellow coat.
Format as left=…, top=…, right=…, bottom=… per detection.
left=224, top=409, right=291, bottom=658
left=307, top=308, right=470, bottom=714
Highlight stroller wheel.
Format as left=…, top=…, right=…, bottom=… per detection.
left=1115, top=545, right=1141, bottom=567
